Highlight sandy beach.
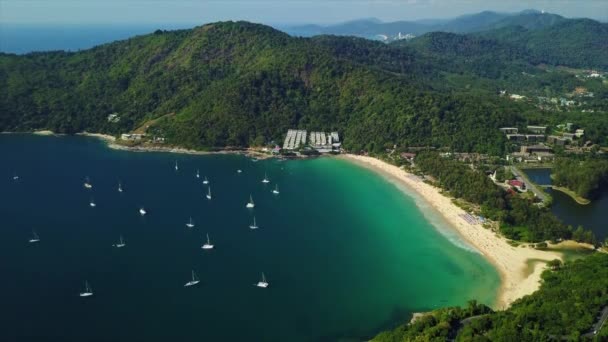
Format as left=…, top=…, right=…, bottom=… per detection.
left=341, top=154, right=569, bottom=309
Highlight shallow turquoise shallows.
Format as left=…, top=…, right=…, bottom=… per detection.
left=0, top=134, right=499, bottom=341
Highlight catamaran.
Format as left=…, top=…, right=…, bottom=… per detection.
left=175, top=161, right=179, bottom=171
left=84, top=177, right=93, bottom=189
left=249, top=216, right=259, bottom=230
left=202, top=233, right=214, bottom=250
left=139, top=207, right=147, bottom=216
left=196, top=169, right=200, bottom=178
left=118, top=181, right=123, bottom=193
left=206, top=187, right=212, bottom=200
left=262, top=172, right=270, bottom=183
left=184, top=270, right=200, bottom=287
left=246, top=195, right=255, bottom=208
left=29, top=231, right=40, bottom=243
left=113, top=235, right=126, bottom=248
left=186, top=217, right=195, bottom=228
left=272, top=184, right=280, bottom=195
left=79, top=281, right=93, bottom=297
left=255, top=272, right=269, bottom=288
left=203, top=176, right=209, bottom=185
left=89, top=198, right=96, bottom=207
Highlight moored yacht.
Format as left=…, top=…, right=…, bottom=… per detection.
left=272, top=184, right=279, bottom=195
left=184, top=270, right=200, bottom=287
left=29, top=231, right=40, bottom=243
left=186, top=217, right=195, bottom=228
left=79, top=281, right=93, bottom=297
left=113, top=235, right=126, bottom=248
left=262, top=172, right=270, bottom=183
left=84, top=177, right=93, bottom=189
left=246, top=195, right=255, bottom=208
left=201, top=233, right=214, bottom=250
left=255, top=273, right=269, bottom=288
left=249, top=216, right=259, bottom=230
left=203, top=176, right=209, bottom=185
left=139, top=207, right=147, bottom=216
left=206, top=187, right=212, bottom=200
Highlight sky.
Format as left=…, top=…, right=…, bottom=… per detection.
left=1, top=0, right=607, bottom=25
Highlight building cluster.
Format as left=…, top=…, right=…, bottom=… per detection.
left=282, top=129, right=341, bottom=153
left=120, top=133, right=145, bottom=141
left=500, top=123, right=589, bottom=163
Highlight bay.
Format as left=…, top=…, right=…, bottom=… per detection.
left=0, top=134, right=499, bottom=341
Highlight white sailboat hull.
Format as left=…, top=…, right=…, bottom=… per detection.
left=139, top=209, right=147, bottom=215
left=114, top=243, right=126, bottom=248
left=79, top=292, right=93, bottom=297
left=272, top=190, right=279, bottom=194
left=84, top=184, right=93, bottom=189
left=29, top=239, right=40, bottom=243
left=184, top=280, right=200, bottom=287
left=202, top=244, right=214, bottom=250
left=89, top=203, right=96, bottom=207
left=246, top=203, right=254, bottom=208
left=206, top=195, right=211, bottom=200
left=249, top=225, right=258, bottom=230
left=256, top=282, right=269, bottom=288
left=186, top=223, right=195, bottom=228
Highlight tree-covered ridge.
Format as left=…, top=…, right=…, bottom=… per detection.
left=373, top=252, right=608, bottom=341
left=552, top=157, right=608, bottom=200
left=1, top=21, right=531, bottom=154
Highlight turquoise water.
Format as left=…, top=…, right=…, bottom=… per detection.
left=0, top=134, right=499, bottom=341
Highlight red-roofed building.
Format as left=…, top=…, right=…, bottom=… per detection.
left=508, top=179, right=527, bottom=192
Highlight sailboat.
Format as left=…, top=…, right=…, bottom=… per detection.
left=246, top=195, right=255, bottom=208
left=175, top=161, right=179, bottom=171
left=249, top=216, right=259, bottom=230
left=237, top=169, right=242, bottom=173
left=118, top=181, right=123, bottom=193
left=203, top=176, right=209, bottom=185
left=29, top=231, right=40, bottom=243
left=184, top=270, right=200, bottom=287
left=262, top=172, right=270, bottom=183
left=12, top=172, right=19, bottom=181
left=113, top=235, right=126, bottom=248
left=83, top=176, right=93, bottom=189
left=272, top=184, right=280, bottom=195
left=201, top=233, right=214, bottom=250
left=206, top=187, right=212, bottom=200
left=196, top=169, right=200, bottom=178
left=139, top=207, right=147, bottom=216
left=255, top=272, right=269, bottom=288
left=89, top=198, right=96, bottom=207
left=79, top=281, right=93, bottom=297
left=186, top=217, right=195, bottom=228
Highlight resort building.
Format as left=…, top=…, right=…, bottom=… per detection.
left=121, top=133, right=145, bottom=141
left=527, top=125, right=547, bottom=134
left=506, top=134, right=526, bottom=142
left=282, top=129, right=340, bottom=153
left=499, top=127, right=519, bottom=134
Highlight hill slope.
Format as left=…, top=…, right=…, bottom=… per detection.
left=1, top=21, right=526, bottom=154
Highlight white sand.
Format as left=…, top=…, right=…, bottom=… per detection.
left=342, top=154, right=566, bottom=309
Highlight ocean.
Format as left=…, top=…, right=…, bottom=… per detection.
left=0, top=134, right=499, bottom=341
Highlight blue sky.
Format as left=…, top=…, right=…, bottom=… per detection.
left=1, top=0, right=606, bottom=25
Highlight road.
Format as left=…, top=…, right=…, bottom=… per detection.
left=509, top=166, right=547, bottom=203
left=584, top=306, right=608, bottom=337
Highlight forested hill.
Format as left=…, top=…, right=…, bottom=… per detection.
left=0, top=21, right=523, bottom=154
left=0, top=20, right=606, bottom=153
left=397, top=18, right=608, bottom=70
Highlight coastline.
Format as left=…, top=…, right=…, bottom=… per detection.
left=550, top=185, right=591, bottom=205
left=340, top=154, right=573, bottom=309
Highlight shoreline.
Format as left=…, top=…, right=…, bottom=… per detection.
left=550, top=185, right=591, bottom=205
left=340, top=154, right=580, bottom=310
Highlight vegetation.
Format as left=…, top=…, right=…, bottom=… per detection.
left=2, top=20, right=608, bottom=153
left=552, top=157, right=608, bottom=200
left=414, top=152, right=595, bottom=243
left=373, top=253, right=608, bottom=341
